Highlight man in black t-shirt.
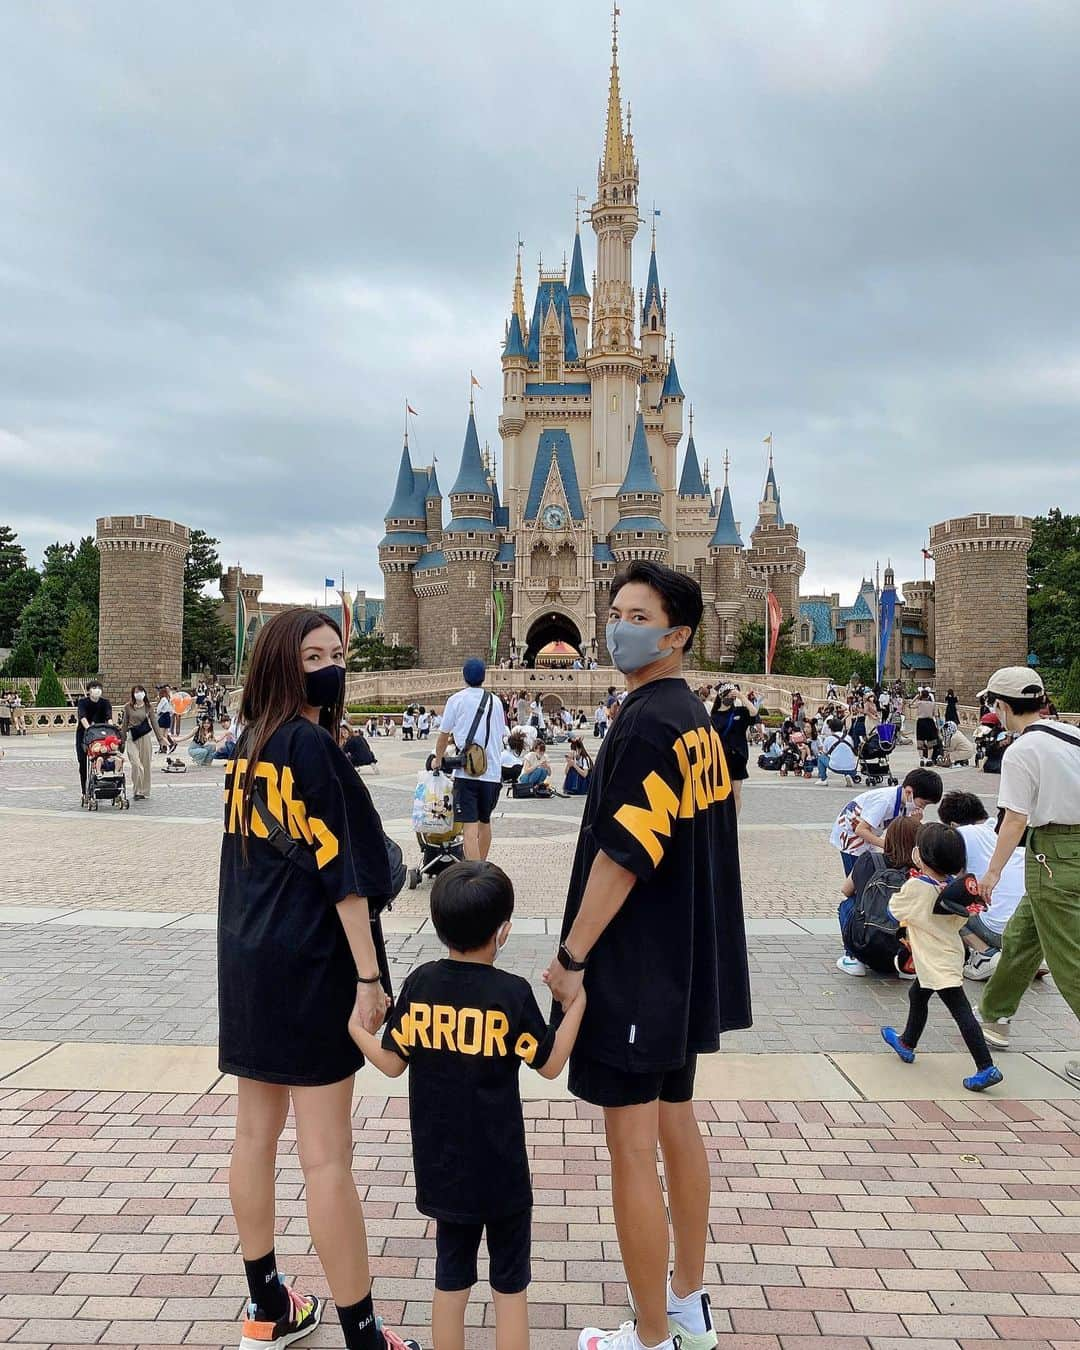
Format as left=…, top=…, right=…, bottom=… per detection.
left=75, top=678, right=113, bottom=801
left=545, top=561, right=751, bottom=1350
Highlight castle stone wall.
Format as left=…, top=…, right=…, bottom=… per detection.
left=96, top=515, right=189, bottom=699
left=930, top=514, right=1032, bottom=702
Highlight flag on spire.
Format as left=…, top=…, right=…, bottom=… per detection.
left=470, top=373, right=482, bottom=389
left=407, top=403, right=418, bottom=416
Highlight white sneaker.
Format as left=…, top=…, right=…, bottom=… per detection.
left=625, top=1283, right=717, bottom=1350
left=816, top=778, right=828, bottom=786
left=975, top=1007, right=1011, bottom=1050
left=965, top=949, right=1000, bottom=983
left=837, top=954, right=868, bottom=977
left=579, top=1323, right=673, bottom=1350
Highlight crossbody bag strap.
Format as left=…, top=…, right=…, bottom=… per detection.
left=249, top=786, right=318, bottom=874
left=1024, top=723, right=1080, bottom=754
left=463, top=690, right=491, bottom=749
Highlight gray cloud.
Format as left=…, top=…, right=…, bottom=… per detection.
left=2, top=0, right=1077, bottom=610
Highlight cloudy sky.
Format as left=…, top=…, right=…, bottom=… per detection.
left=2, top=0, right=1077, bottom=607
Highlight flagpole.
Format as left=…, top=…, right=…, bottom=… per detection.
left=874, top=560, right=881, bottom=685
left=764, top=577, right=771, bottom=679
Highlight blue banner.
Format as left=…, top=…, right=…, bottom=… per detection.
left=878, top=587, right=897, bottom=683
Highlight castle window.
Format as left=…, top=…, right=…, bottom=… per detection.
left=650, top=316, right=657, bottom=332
left=597, top=451, right=601, bottom=468
left=636, top=532, right=644, bottom=540
left=467, top=532, right=475, bottom=540
left=611, top=394, right=618, bottom=411
left=467, top=570, right=476, bottom=589
left=451, top=627, right=459, bottom=647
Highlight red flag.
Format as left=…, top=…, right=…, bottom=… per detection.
left=338, top=590, right=353, bottom=654
left=766, top=592, right=783, bottom=673
left=921, top=548, right=932, bottom=560
left=407, top=404, right=418, bottom=416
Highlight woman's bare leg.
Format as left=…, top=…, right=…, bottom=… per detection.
left=292, top=1078, right=372, bottom=1305
left=230, top=1077, right=290, bottom=1259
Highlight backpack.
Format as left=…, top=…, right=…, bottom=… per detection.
left=847, top=860, right=907, bottom=973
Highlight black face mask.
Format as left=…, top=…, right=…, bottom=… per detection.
left=304, top=663, right=345, bottom=708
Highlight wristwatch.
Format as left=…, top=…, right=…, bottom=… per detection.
left=556, top=943, right=587, bottom=972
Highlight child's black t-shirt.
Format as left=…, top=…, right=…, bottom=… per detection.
left=382, top=959, right=555, bottom=1223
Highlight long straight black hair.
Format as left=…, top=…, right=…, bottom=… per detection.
left=237, top=607, right=345, bottom=842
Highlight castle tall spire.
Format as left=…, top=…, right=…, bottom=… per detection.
left=512, top=239, right=527, bottom=338
left=602, top=3, right=625, bottom=181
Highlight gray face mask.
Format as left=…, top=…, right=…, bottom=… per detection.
left=605, top=620, right=682, bottom=675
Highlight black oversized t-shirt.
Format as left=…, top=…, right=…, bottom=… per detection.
left=76, top=696, right=112, bottom=738
left=217, top=717, right=394, bottom=1086
left=560, top=677, right=751, bottom=1073
left=382, top=959, right=555, bottom=1223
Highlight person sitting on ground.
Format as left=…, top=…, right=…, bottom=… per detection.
left=818, top=716, right=859, bottom=786
left=943, top=721, right=975, bottom=766
left=880, top=823, right=1003, bottom=1093
left=500, top=730, right=527, bottom=785
left=518, top=739, right=552, bottom=793
left=213, top=717, right=237, bottom=760
left=562, top=736, right=592, bottom=796
left=837, top=816, right=920, bottom=976
left=188, top=715, right=218, bottom=766
left=339, top=719, right=378, bottom=770
left=937, top=789, right=1028, bottom=983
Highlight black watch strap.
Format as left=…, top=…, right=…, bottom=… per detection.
left=557, top=943, right=587, bottom=972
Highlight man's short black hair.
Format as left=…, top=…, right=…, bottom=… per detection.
left=937, top=790, right=989, bottom=827
left=994, top=693, right=1046, bottom=717
left=610, top=560, right=704, bottom=646
left=430, top=860, right=514, bottom=952
left=903, top=767, right=943, bottom=803
left=915, top=822, right=967, bottom=876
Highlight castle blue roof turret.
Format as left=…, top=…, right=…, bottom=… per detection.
left=709, top=484, right=744, bottom=548
left=502, top=310, right=526, bottom=358
left=619, top=414, right=662, bottom=495
left=678, top=434, right=707, bottom=497
left=661, top=354, right=684, bottom=399
left=526, top=280, right=578, bottom=362
left=448, top=411, right=493, bottom=499
left=641, top=245, right=664, bottom=326
left=384, top=442, right=428, bottom=523
left=568, top=230, right=589, bottom=299
left=425, top=462, right=442, bottom=500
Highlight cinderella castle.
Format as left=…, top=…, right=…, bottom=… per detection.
left=379, top=8, right=806, bottom=669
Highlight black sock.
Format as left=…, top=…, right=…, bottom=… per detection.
left=339, top=1291, right=383, bottom=1350
left=244, top=1250, right=288, bottom=1318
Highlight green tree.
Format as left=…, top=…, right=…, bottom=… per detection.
left=60, top=603, right=98, bottom=677
left=347, top=632, right=416, bottom=671
left=783, top=642, right=875, bottom=685
left=0, top=566, right=40, bottom=647
left=1, top=637, right=37, bottom=678
left=67, top=537, right=100, bottom=617
left=35, top=661, right=67, bottom=707
left=13, top=571, right=68, bottom=667
left=182, top=530, right=232, bottom=675
left=1028, top=509, right=1080, bottom=673
left=1061, top=656, right=1080, bottom=715
left=0, top=525, right=27, bottom=581
left=732, top=618, right=794, bottom=675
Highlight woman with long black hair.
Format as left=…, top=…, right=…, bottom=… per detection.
left=218, top=607, right=417, bottom=1350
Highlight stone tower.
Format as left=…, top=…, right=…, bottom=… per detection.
left=219, top=567, right=263, bottom=634
left=930, top=513, right=1032, bottom=702
left=746, top=453, right=805, bottom=620
left=96, top=515, right=189, bottom=697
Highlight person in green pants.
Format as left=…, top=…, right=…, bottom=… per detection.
left=973, top=667, right=1080, bottom=1085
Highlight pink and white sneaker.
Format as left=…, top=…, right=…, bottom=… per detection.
left=579, top=1321, right=675, bottom=1350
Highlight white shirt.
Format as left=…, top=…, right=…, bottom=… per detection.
left=441, top=687, right=507, bottom=784
left=999, top=722, right=1080, bottom=828
left=956, top=821, right=1025, bottom=935
left=830, top=784, right=909, bottom=856
left=823, top=732, right=857, bottom=774
left=156, top=696, right=171, bottom=718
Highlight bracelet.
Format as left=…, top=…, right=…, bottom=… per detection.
left=356, top=973, right=382, bottom=985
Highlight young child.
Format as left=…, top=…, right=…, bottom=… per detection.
left=349, top=860, right=585, bottom=1350
left=880, top=822, right=1004, bottom=1091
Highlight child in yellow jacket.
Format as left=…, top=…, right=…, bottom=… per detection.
left=881, top=823, right=1004, bottom=1092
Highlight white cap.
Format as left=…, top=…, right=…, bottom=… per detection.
left=977, top=666, right=1045, bottom=701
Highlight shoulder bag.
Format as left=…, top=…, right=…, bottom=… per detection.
left=445, top=691, right=493, bottom=776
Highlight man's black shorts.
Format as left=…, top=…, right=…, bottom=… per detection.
left=568, top=1053, right=698, bottom=1108
left=434, top=1208, right=531, bottom=1294
left=453, top=778, right=501, bottom=825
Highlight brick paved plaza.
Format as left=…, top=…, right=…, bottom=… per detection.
left=1, top=731, right=1078, bottom=1347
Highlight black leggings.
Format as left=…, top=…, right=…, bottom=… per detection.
left=901, top=979, right=993, bottom=1071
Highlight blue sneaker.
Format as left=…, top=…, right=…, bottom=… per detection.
left=964, top=1065, right=1003, bottom=1092
left=881, top=1027, right=915, bottom=1063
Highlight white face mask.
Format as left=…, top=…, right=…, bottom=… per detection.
left=88, top=687, right=102, bottom=700
left=134, top=692, right=145, bottom=704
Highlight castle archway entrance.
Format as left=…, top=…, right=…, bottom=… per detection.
left=524, top=611, right=582, bottom=667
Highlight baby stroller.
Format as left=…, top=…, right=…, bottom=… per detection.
left=83, top=725, right=130, bottom=811
left=858, top=724, right=899, bottom=788
left=407, top=766, right=464, bottom=890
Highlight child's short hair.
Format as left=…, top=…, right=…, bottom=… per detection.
left=937, top=790, right=989, bottom=827
left=431, top=860, right=514, bottom=952
left=916, top=822, right=966, bottom=876
left=903, top=767, right=943, bottom=803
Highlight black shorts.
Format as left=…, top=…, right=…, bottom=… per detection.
left=434, top=1208, right=531, bottom=1294
left=453, top=778, right=501, bottom=825
left=568, top=1053, right=698, bottom=1108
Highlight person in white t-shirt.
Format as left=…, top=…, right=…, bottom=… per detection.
left=938, top=790, right=1026, bottom=983
left=817, top=716, right=858, bottom=785
left=433, top=659, right=508, bottom=862
left=973, top=667, right=1080, bottom=1082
